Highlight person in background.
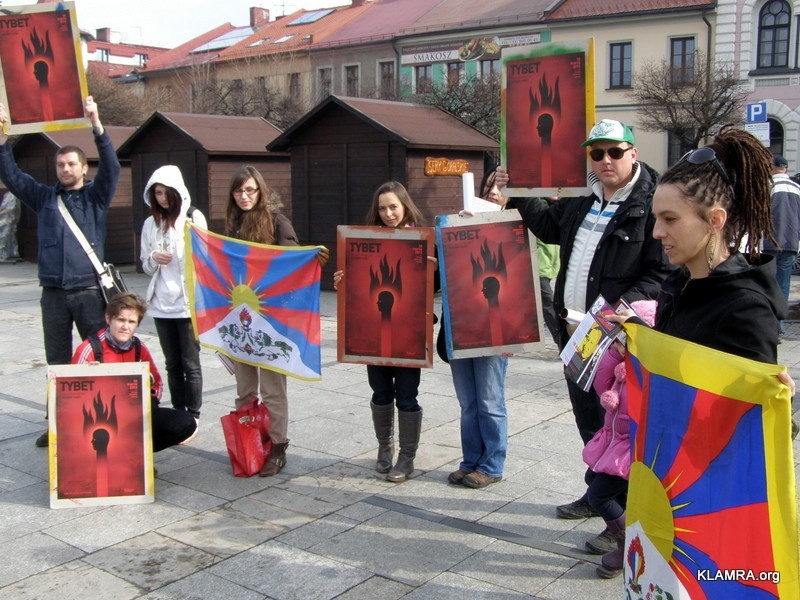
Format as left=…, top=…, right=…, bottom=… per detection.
left=72, top=292, right=198, bottom=452
left=0, top=98, right=120, bottom=448
left=333, top=181, right=430, bottom=483
left=141, top=165, right=207, bottom=423
left=225, top=165, right=328, bottom=477
left=481, top=169, right=560, bottom=345
left=762, top=154, right=800, bottom=336
left=495, top=119, right=672, bottom=554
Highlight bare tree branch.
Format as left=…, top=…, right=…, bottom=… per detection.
left=626, top=50, right=749, bottom=149
left=410, top=73, right=501, bottom=140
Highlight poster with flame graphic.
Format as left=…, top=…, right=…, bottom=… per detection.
left=336, top=225, right=435, bottom=367
left=436, top=210, right=545, bottom=359
left=501, top=39, right=595, bottom=198
left=47, top=363, right=154, bottom=509
left=0, top=2, right=90, bottom=134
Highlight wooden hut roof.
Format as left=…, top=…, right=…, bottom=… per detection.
left=116, top=112, right=285, bottom=157
left=268, top=95, right=498, bottom=152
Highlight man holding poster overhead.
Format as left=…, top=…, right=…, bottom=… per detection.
left=0, top=97, right=120, bottom=448
left=497, top=120, right=672, bottom=534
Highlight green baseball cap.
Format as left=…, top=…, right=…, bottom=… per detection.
left=582, top=119, right=635, bottom=147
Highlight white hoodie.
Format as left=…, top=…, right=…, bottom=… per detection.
left=140, top=165, right=207, bottom=319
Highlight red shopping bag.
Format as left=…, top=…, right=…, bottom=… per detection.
left=220, top=397, right=272, bottom=477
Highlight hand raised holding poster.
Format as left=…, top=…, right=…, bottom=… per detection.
left=0, top=2, right=90, bottom=134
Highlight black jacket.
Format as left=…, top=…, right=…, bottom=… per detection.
left=654, top=253, right=786, bottom=364
left=508, top=162, right=673, bottom=329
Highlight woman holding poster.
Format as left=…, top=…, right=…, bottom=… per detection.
left=333, top=182, right=430, bottom=483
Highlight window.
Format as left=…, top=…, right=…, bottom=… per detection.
left=379, top=61, right=395, bottom=98
left=345, top=65, right=360, bottom=96
left=317, top=67, right=332, bottom=99
left=768, top=118, right=785, bottom=156
left=135, top=53, right=147, bottom=67
left=288, top=9, right=334, bottom=25
left=98, top=48, right=109, bottom=62
left=670, top=37, right=695, bottom=84
left=288, top=72, right=300, bottom=99
left=447, top=62, right=464, bottom=86
left=480, top=59, right=500, bottom=79
left=415, top=64, right=432, bottom=92
left=758, top=0, right=791, bottom=68
left=609, top=42, right=632, bottom=88
left=667, top=129, right=693, bottom=166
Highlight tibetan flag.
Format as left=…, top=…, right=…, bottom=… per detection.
left=185, top=224, right=323, bottom=381
left=623, top=323, right=799, bottom=600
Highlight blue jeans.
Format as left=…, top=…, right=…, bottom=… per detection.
left=367, top=365, right=421, bottom=412
left=764, top=250, right=794, bottom=333
left=449, top=355, right=508, bottom=478
left=154, top=317, right=203, bottom=418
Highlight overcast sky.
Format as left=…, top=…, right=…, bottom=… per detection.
left=70, top=0, right=346, bottom=48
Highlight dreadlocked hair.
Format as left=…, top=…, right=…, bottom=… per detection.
left=660, top=125, right=773, bottom=258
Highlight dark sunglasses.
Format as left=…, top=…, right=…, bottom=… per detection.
left=679, top=147, right=732, bottom=187
left=588, top=146, right=633, bottom=161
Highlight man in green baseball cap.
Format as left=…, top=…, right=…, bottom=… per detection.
left=496, top=118, right=672, bottom=541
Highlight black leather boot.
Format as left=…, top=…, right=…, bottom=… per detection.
left=370, top=401, right=394, bottom=473
left=386, top=409, right=422, bottom=482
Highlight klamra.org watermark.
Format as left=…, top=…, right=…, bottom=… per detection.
left=697, top=569, right=780, bottom=584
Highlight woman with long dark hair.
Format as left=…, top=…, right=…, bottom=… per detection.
left=141, top=165, right=207, bottom=422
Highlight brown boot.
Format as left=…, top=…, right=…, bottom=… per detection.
left=596, top=513, right=626, bottom=579
left=260, top=441, right=289, bottom=477
left=386, top=409, right=422, bottom=482
left=370, top=401, right=394, bottom=474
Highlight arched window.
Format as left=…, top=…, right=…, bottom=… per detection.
left=768, top=117, right=785, bottom=156
left=758, top=0, right=791, bottom=68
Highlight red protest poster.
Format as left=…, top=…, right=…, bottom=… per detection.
left=47, top=363, right=154, bottom=508
left=0, top=2, right=89, bottom=134
left=436, top=210, right=544, bottom=359
left=336, top=225, right=434, bottom=367
left=501, top=39, right=595, bottom=198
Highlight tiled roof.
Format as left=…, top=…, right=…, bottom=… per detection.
left=315, top=0, right=441, bottom=48
left=87, top=40, right=168, bottom=58
left=546, top=0, right=716, bottom=20
left=399, top=0, right=552, bottom=34
left=142, top=24, right=241, bottom=72
left=218, top=3, right=375, bottom=61
left=269, top=95, right=498, bottom=152
left=117, top=112, right=285, bottom=157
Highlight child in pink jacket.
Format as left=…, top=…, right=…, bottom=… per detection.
left=583, top=299, right=657, bottom=579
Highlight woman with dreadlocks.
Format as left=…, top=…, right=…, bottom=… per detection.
left=648, top=125, right=785, bottom=361
left=600, top=125, right=793, bottom=579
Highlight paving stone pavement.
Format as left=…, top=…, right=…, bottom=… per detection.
left=0, top=261, right=798, bottom=599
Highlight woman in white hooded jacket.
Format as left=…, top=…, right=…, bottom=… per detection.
left=140, top=165, right=207, bottom=420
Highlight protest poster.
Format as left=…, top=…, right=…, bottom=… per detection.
left=436, top=210, right=544, bottom=359
left=336, top=225, right=435, bottom=368
left=501, top=38, right=595, bottom=198
left=0, top=2, right=89, bottom=134
left=47, top=362, right=154, bottom=509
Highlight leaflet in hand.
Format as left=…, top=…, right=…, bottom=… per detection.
left=559, top=295, right=631, bottom=391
